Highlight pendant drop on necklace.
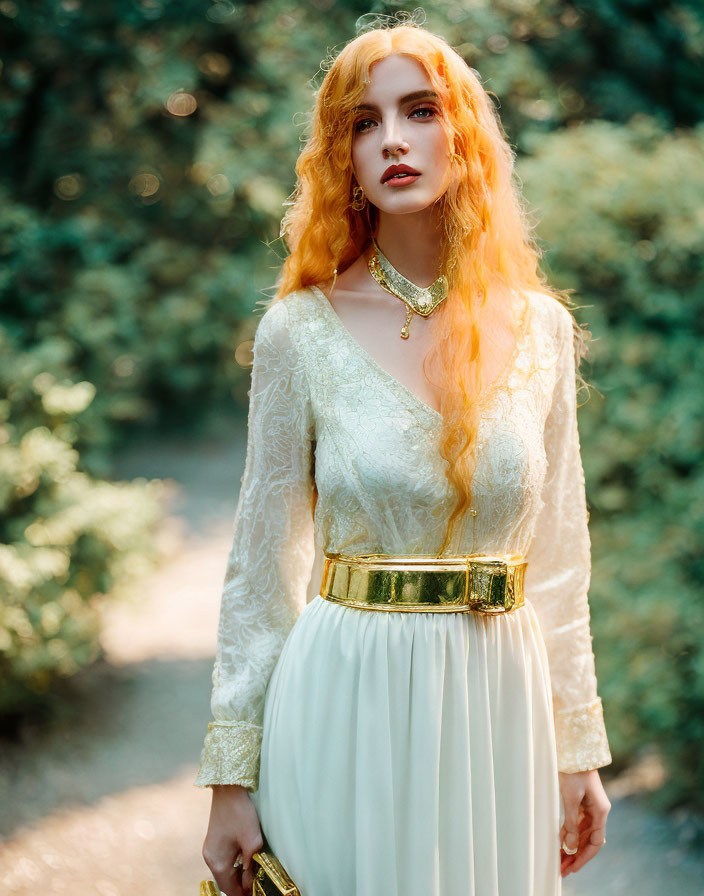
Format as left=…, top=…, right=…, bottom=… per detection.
left=367, top=238, right=449, bottom=339
left=400, top=307, right=414, bottom=340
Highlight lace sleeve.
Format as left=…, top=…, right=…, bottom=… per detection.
left=194, top=299, right=316, bottom=790
left=524, top=303, right=612, bottom=774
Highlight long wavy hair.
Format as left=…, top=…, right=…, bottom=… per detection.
left=270, top=20, right=588, bottom=555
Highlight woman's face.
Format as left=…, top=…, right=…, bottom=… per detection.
left=350, top=53, right=453, bottom=216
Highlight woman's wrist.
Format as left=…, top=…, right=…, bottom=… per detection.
left=211, top=783, right=251, bottom=798
left=559, top=768, right=600, bottom=776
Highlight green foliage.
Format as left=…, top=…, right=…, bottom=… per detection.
left=0, top=326, right=166, bottom=718
left=519, top=1, right=704, bottom=128
left=1, top=187, right=266, bottom=455
left=517, top=119, right=704, bottom=810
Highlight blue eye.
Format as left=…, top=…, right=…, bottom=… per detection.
left=411, top=106, right=436, bottom=119
left=354, top=106, right=438, bottom=133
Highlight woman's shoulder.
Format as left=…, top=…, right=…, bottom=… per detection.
left=252, top=296, right=290, bottom=348
left=251, top=287, right=326, bottom=368
left=523, top=288, right=574, bottom=347
left=255, top=287, right=317, bottom=335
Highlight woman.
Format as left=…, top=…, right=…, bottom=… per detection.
left=196, top=19, right=612, bottom=896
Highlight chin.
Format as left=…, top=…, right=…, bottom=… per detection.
left=376, top=195, right=439, bottom=215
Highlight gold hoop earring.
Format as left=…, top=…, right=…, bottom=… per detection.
left=351, top=184, right=366, bottom=212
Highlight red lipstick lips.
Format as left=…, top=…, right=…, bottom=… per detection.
left=381, top=164, right=421, bottom=184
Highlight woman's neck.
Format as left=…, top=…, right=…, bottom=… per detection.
left=374, top=206, right=444, bottom=287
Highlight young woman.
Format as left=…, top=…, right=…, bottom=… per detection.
left=196, top=20, right=612, bottom=896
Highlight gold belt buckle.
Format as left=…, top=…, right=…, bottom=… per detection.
left=467, top=557, right=522, bottom=613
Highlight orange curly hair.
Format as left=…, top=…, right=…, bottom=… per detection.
left=271, top=21, right=585, bottom=555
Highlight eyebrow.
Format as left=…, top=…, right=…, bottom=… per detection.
left=353, top=90, right=439, bottom=113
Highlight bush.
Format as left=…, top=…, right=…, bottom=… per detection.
left=518, top=117, right=704, bottom=810
left=0, top=325, right=166, bottom=720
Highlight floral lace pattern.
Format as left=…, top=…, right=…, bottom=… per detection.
left=195, top=286, right=611, bottom=789
left=554, top=700, right=613, bottom=774
left=194, top=720, right=262, bottom=789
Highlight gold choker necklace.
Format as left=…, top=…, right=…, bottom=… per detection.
left=367, top=238, right=449, bottom=339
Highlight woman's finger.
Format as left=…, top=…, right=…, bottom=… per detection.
left=566, top=833, right=604, bottom=874
left=560, top=803, right=591, bottom=874
left=560, top=794, right=583, bottom=855
left=564, top=816, right=608, bottom=875
left=204, top=846, right=244, bottom=896
left=212, top=863, right=244, bottom=896
left=241, top=862, right=256, bottom=896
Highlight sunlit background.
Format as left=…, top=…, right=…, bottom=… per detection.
left=1, top=1, right=703, bottom=893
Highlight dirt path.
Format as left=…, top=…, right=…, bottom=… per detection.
left=1, top=418, right=702, bottom=895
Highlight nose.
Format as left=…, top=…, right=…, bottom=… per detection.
left=381, top=114, right=409, bottom=158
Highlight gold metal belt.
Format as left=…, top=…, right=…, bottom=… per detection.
left=320, top=552, right=527, bottom=614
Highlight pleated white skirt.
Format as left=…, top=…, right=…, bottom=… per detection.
left=250, top=594, right=563, bottom=896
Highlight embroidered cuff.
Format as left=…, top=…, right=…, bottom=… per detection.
left=554, top=698, right=612, bottom=774
left=193, top=720, right=263, bottom=790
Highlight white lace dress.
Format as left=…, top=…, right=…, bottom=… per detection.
left=194, top=285, right=612, bottom=896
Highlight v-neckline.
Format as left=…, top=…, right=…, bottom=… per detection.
left=307, top=285, right=534, bottom=428
left=308, top=284, right=444, bottom=423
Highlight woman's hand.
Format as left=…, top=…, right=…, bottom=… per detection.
left=202, top=784, right=264, bottom=896
left=558, top=769, right=610, bottom=878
